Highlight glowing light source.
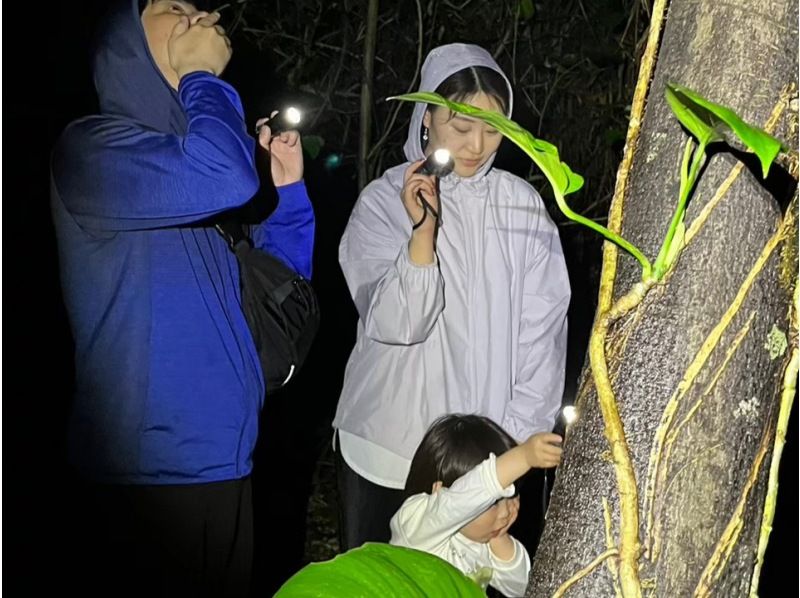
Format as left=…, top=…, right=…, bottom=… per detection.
left=255, top=106, right=304, bottom=137
left=562, top=405, right=578, bottom=425
left=284, top=106, right=302, bottom=126
left=418, top=148, right=454, bottom=177
left=433, top=148, right=451, bottom=166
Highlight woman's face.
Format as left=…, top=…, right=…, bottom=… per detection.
left=422, top=91, right=504, bottom=178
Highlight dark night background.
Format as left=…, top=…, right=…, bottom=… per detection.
left=3, top=0, right=796, bottom=595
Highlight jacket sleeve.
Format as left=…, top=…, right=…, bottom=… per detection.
left=51, top=72, right=259, bottom=231
left=339, top=179, right=444, bottom=345
left=251, top=180, right=315, bottom=279
left=389, top=454, right=515, bottom=552
left=502, top=198, right=570, bottom=442
left=488, top=538, right=531, bottom=598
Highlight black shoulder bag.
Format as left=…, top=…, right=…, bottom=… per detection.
left=215, top=218, right=320, bottom=393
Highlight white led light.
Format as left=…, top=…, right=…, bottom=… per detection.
left=562, top=405, right=578, bottom=425
left=285, top=106, right=302, bottom=126
left=433, top=148, right=451, bottom=165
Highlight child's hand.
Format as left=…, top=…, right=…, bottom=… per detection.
left=496, top=496, right=520, bottom=537
left=488, top=497, right=520, bottom=561
left=523, top=432, right=563, bottom=468
left=495, top=433, right=563, bottom=489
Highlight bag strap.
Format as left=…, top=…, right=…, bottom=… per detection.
left=215, top=217, right=252, bottom=253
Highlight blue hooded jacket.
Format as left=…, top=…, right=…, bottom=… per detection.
left=50, top=0, right=314, bottom=484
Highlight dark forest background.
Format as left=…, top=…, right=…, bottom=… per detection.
left=3, top=0, right=795, bottom=595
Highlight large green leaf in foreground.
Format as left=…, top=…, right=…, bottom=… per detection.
left=274, top=542, right=486, bottom=597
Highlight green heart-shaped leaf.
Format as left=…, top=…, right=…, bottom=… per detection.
left=665, top=83, right=784, bottom=178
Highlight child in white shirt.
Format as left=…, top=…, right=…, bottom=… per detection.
left=389, top=414, right=563, bottom=597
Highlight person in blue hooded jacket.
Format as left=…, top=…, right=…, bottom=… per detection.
left=50, top=1, right=314, bottom=594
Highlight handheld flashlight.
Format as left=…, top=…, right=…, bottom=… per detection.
left=411, top=149, right=453, bottom=230
left=542, top=405, right=577, bottom=515
left=416, top=148, right=455, bottom=177
left=552, top=405, right=578, bottom=439
left=255, top=106, right=303, bottom=138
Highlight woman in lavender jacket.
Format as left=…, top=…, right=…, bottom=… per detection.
left=333, top=43, right=570, bottom=552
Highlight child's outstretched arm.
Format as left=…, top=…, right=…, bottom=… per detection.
left=495, top=432, right=562, bottom=488
left=390, top=454, right=516, bottom=552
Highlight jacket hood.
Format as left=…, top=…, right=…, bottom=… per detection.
left=402, top=43, right=513, bottom=179
left=92, top=0, right=187, bottom=133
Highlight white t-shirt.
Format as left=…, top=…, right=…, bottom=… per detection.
left=389, top=453, right=530, bottom=597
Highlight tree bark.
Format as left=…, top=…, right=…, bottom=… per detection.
left=528, top=0, right=798, bottom=596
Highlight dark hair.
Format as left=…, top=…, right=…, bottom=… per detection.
left=404, top=414, right=517, bottom=497
left=430, top=66, right=510, bottom=117
left=421, top=66, right=510, bottom=148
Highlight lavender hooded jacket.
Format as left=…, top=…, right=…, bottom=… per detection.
left=333, top=44, right=570, bottom=463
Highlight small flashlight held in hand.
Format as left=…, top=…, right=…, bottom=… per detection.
left=416, top=148, right=455, bottom=177
left=553, top=405, right=578, bottom=439
left=542, top=405, right=577, bottom=512
left=411, top=149, right=453, bottom=231
left=255, top=106, right=303, bottom=138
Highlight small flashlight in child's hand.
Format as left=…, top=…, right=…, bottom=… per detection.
left=553, top=405, right=578, bottom=439
left=256, top=107, right=303, bottom=138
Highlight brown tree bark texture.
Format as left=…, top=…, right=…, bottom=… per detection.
left=528, top=0, right=798, bottom=596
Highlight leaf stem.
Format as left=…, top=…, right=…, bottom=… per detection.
left=651, top=140, right=707, bottom=280
left=553, top=190, right=652, bottom=279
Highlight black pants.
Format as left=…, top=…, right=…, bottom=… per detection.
left=335, top=450, right=407, bottom=551
left=70, top=477, right=253, bottom=598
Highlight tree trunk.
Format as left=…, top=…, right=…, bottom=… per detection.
left=528, top=0, right=798, bottom=596
left=358, top=0, right=379, bottom=191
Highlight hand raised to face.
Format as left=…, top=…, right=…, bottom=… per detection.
left=168, top=11, right=232, bottom=80
left=142, top=2, right=232, bottom=89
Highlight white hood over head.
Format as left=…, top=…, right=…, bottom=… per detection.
left=402, top=43, right=514, bottom=175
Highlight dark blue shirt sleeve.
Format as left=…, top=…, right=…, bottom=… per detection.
left=52, top=72, right=259, bottom=231
left=251, top=180, right=315, bottom=279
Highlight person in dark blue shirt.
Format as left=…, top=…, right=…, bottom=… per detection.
left=50, top=1, right=314, bottom=594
